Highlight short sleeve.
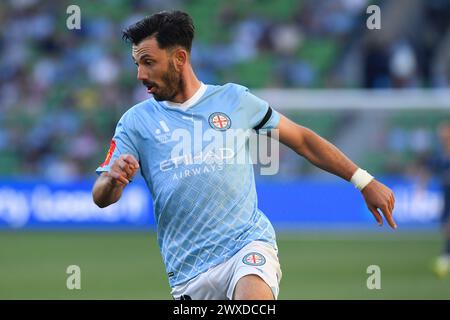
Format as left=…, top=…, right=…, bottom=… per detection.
left=241, top=89, right=280, bottom=131
left=96, top=113, right=139, bottom=175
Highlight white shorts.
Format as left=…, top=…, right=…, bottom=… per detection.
left=171, top=240, right=282, bottom=300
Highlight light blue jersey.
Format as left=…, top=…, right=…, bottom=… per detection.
left=96, top=83, right=281, bottom=287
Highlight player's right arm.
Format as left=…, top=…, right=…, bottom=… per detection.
left=92, top=154, right=139, bottom=208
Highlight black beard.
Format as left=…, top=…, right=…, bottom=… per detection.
left=152, top=63, right=183, bottom=102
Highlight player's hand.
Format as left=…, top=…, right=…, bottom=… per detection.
left=107, top=154, right=140, bottom=186
left=361, top=179, right=397, bottom=229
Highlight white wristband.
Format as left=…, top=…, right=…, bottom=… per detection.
left=350, top=168, right=374, bottom=191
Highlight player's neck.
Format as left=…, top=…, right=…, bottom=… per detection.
left=170, top=67, right=201, bottom=104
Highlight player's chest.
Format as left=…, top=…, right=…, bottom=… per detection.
left=137, top=109, right=249, bottom=165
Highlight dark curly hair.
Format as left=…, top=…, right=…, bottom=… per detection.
left=122, top=10, right=195, bottom=52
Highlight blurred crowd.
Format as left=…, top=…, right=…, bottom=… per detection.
left=0, top=0, right=449, bottom=180
left=362, top=0, right=450, bottom=88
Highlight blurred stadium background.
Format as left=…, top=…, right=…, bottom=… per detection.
left=1, top=0, right=450, bottom=299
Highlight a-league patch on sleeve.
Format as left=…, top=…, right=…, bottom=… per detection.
left=100, top=139, right=116, bottom=168
left=242, top=252, right=266, bottom=266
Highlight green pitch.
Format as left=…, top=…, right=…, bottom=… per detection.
left=0, top=230, right=449, bottom=299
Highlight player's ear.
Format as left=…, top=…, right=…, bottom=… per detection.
left=172, top=48, right=187, bottom=71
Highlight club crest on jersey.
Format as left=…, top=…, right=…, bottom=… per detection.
left=242, top=252, right=266, bottom=266
left=208, top=112, right=231, bottom=131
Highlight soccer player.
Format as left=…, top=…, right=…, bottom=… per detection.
left=431, top=121, right=450, bottom=278
left=92, top=11, right=396, bottom=300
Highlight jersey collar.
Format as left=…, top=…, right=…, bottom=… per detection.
left=163, top=82, right=207, bottom=111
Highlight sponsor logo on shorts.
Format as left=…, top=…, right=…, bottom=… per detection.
left=242, top=252, right=266, bottom=266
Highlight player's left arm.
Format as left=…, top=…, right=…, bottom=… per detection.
left=276, top=113, right=397, bottom=229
